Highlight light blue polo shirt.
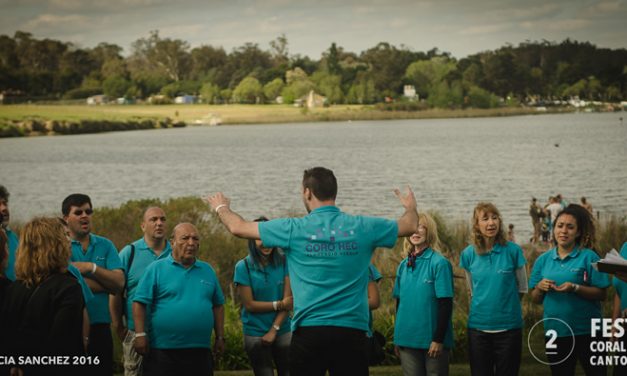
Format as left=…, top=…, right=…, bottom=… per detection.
left=133, top=255, right=225, bottom=349
left=234, top=256, right=291, bottom=337
left=530, top=246, right=610, bottom=337
left=70, top=233, right=122, bottom=324
left=68, top=264, right=95, bottom=304
left=119, top=238, right=172, bottom=331
left=612, top=243, right=627, bottom=311
left=4, top=228, right=18, bottom=281
left=460, top=241, right=526, bottom=330
left=394, top=248, right=454, bottom=349
left=259, top=206, right=398, bottom=332
left=367, top=264, right=382, bottom=337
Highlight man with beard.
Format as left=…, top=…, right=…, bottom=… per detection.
left=110, top=207, right=171, bottom=376
left=132, top=222, right=225, bottom=376
left=62, top=193, right=124, bottom=376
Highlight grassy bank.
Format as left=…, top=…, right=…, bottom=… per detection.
left=0, top=104, right=569, bottom=137
left=76, top=196, right=625, bottom=372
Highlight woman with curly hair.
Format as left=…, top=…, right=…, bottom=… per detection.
left=393, top=212, right=454, bottom=376
left=0, top=217, right=85, bottom=375
left=459, top=202, right=527, bottom=376
left=530, top=204, right=609, bottom=376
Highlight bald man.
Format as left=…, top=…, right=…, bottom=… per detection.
left=110, top=207, right=172, bottom=376
left=132, top=223, right=225, bottom=376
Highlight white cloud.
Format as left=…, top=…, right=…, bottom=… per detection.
left=459, top=23, right=508, bottom=35
left=48, top=0, right=162, bottom=11
left=24, top=14, right=92, bottom=30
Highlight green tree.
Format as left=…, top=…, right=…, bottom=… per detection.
left=405, top=56, right=456, bottom=99
left=346, top=75, right=376, bottom=104
left=233, top=76, right=263, bottom=103
left=129, top=30, right=190, bottom=82
left=311, top=71, right=343, bottom=104
left=263, top=78, right=284, bottom=101
left=427, top=80, right=463, bottom=108
left=200, top=82, right=221, bottom=104
left=103, top=75, right=130, bottom=98
left=467, top=85, right=499, bottom=108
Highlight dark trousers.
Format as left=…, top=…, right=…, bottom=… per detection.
left=290, top=326, right=368, bottom=376
left=468, top=328, right=522, bottom=376
left=88, top=323, right=114, bottom=376
left=143, top=348, right=213, bottom=376
left=547, top=335, right=606, bottom=376
left=613, top=334, right=627, bottom=376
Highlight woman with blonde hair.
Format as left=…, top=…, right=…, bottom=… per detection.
left=0, top=217, right=85, bottom=375
left=393, top=213, right=454, bottom=376
left=459, top=202, right=527, bottom=376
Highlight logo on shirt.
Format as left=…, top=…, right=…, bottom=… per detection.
left=305, top=226, right=358, bottom=257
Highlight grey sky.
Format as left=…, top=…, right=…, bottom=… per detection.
left=1, top=0, right=625, bottom=58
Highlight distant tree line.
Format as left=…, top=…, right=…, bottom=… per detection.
left=0, top=31, right=625, bottom=107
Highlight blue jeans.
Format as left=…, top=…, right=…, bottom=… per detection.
left=244, top=332, right=291, bottom=376
left=398, top=346, right=450, bottom=376
left=468, top=328, right=522, bottom=376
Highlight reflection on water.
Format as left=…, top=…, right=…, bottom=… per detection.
left=1, top=112, right=626, bottom=244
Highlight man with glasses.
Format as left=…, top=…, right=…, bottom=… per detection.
left=62, top=193, right=124, bottom=376
left=110, top=207, right=172, bottom=376
left=0, top=185, right=18, bottom=281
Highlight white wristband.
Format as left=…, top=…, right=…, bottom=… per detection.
left=91, top=263, right=97, bottom=274
left=573, top=283, right=580, bottom=292
left=135, top=332, right=147, bottom=337
left=214, top=204, right=227, bottom=213
left=272, top=301, right=278, bottom=311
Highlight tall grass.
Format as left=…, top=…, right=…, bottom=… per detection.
left=47, top=197, right=627, bottom=370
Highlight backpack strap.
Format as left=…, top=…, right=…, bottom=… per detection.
left=122, top=244, right=135, bottom=299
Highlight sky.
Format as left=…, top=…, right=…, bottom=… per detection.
left=0, top=0, right=625, bottom=59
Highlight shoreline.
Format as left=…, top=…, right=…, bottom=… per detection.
left=0, top=104, right=581, bottom=137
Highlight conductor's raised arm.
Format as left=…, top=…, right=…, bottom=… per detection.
left=206, top=192, right=260, bottom=239
left=394, top=186, right=418, bottom=237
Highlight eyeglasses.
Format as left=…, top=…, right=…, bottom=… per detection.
left=72, top=209, right=93, bottom=216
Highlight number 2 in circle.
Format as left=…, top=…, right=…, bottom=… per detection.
left=545, top=329, right=558, bottom=355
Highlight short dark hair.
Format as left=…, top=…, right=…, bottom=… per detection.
left=0, top=185, right=9, bottom=201
left=302, top=167, right=337, bottom=201
left=62, top=194, right=92, bottom=216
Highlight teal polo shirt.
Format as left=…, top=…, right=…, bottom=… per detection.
left=70, top=233, right=122, bottom=324
left=259, top=206, right=398, bottom=332
left=5, top=228, right=18, bottom=281
left=68, top=264, right=95, bottom=304
left=119, top=238, right=172, bottom=331
left=393, top=248, right=454, bottom=349
left=133, top=255, right=225, bottom=349
left=529, top=247, right=610, bottom=337
left=233, top=256, right=291, bottom=337
left=460, top=241, right=526, bottom=330
left=367, top=264, right=382, bottom=337
left=613, top=243, right=627, bottom=311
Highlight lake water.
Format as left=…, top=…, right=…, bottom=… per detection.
left=1, top=112, right=626, bottom=244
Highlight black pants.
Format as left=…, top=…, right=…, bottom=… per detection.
left=290, top=326, right=368, bottom=376
left=547, top=335, right=606, bottom=376
left=143, top=348, right=213, bottom=376
left=468, top=328, right=522, bottom=376
left=88, top=323, right=113, bottom=376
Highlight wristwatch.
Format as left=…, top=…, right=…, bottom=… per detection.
left=272, top=324, right=280, bottom=331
